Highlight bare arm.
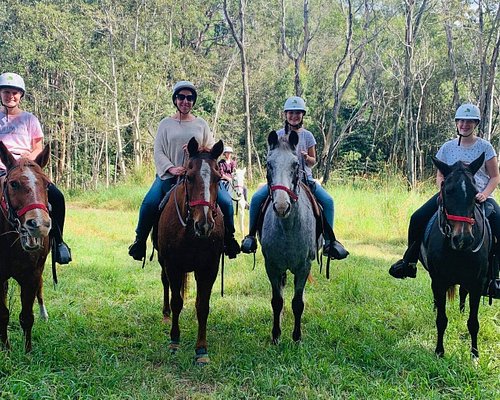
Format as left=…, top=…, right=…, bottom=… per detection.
left=476, top=157, right=500, bottom=202
left=301, top=146, right=316, bottom=167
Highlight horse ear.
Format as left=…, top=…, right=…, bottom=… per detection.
left=0, top=141, right=17, bottom=170
left=431, top=156, right=452, bottom=177
left=268, top=131, right=279, bottom=149
left=288, top=130, right=299, bottom=150
left=187, top=137, right=199, bottom=157
left=211, top=140, right=224, bottom=159
left=35, top=144, right=51, bottom=169
left=467, top=152, right=485, bottom=176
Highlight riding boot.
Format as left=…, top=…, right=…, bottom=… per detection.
left=128, top=236, right=147, bottom=261
left=322, top=238, right=349, bottom=260
left=51, top=224, right=72, bottom=265
left=224, top=227, right=241, bottom=259
left=389, top=241, right=419, bottom=279
left=241, top=218, right=258, bottom=254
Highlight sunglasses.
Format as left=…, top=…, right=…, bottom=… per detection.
left=176, top=94, right=195, bottom=102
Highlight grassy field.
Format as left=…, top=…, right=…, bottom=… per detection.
left=0, top=178, right=499, bottom=399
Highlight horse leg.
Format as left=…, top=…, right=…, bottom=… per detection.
left=193, top=269, right=217, bottom=365
left=37, top=276, right=48, bottom=321
left=291, top=271, right=308, bottom=342
left=459, top=285, right=468, bottom=313
left=239, top=199, right=245, bottom=233
left=0, top=280, right=10, bottom=350
left=161, top=267, right=171, bottom=323
left=432, top=281, right=447, bottom=357
left=168, top=270, right=184, bottom=353
left=467, top=291, right=481, bottom=359
left=19, top=279, right=38, bottom=353
left=268, top=271, right=286, bottom=345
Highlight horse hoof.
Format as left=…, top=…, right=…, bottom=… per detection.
left=194, top=348, right=210, bottom=366
left=169, top=341, right=180, bottom=354
left=271, top=337, right=280, bottom=345
left=162, top=315, right=171, bottom=324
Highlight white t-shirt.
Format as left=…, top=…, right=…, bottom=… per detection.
left=436, top=137, right=497, bottom=193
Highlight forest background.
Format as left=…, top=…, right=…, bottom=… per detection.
left=1, top=0, right=499, bottom=189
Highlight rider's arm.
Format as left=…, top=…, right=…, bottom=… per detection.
left=478, top=157, right=500, bottom=200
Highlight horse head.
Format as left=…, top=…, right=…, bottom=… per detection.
left=233, top=167, right=246, bottom=198
left=185, top=137, right=223, bottom=237
left=266, top=130, right=300, bottom=218
left=0, top=141, right=51, bottom=252
left=432, top=153, right=484, bottom=251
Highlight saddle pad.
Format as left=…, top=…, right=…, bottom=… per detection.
left=423, top=212, right=439, bottom=245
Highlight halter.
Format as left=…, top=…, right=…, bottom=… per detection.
left=0, top=165, right=49, bottom=232
left=174, top=174, right=218, bottom=227
left=438, top=181, right=485, bottom=253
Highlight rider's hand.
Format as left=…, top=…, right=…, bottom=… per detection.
left=168, top=166, right=186, bottom=176
left=476, top=192, right=487, bottom=203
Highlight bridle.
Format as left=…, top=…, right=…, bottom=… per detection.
left=438, top=178, right=486, bottom=253
left=174, top=174, right=218, bottom=228
left=268, top=158, right=301, bottom=203
left=0, top=165, right=49, bottom=234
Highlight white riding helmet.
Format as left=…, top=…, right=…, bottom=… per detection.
left=223, top=146, right=233, bottom=153
left=284, top=96, right=306, bottom=115
left=172, top=80, right=197, bottom=106
left=455, top=103, right=480, bottom=122
left=0, top=72, right=26, bottom=95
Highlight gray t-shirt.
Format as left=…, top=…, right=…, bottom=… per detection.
left=276, top=127, right=317, bottom=179
left=436, top=137, right=497, bottom=193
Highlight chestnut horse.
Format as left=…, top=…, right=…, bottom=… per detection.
left=0, top=141, right=51, bottom=352
left=157, top=137, right=224, bottom=365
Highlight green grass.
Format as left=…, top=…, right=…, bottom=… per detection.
left=1, top=180, right=499, bottom=399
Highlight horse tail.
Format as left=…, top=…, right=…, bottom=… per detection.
left=447, top=285, right=457, bottom=301
left=181, top=273, right=189, bottom=300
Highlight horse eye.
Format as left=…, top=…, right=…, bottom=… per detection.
left=186, top=174, right=194, bottom=183
left=10, top=181, right=20, bottom=190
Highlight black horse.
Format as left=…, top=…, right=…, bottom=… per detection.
left=420, top=153, right=490, bottom=359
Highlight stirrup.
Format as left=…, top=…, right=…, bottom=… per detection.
left=389, top=259, right=417, bottom=279
left=224, top=236, right=241, bottom=259
left=241, top=235, right=257, bottom=254
left=55, top=242, right=72, bottom=264
left=128, top=239, right=146, bottom=261
left=322, top=240, right=349, bottom=260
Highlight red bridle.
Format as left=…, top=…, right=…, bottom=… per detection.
left=270, top=185, right=298, bottom=202
left=444, top=210, right=475, bottom=225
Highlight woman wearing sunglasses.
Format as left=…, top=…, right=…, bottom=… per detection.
left=241, top=96, right=348, bottom=260
left=128, top=80, right=240, bottom=261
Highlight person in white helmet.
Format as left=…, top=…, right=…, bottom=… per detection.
left=0, top=72, right=72, bottom=264
left=128, top=80, right=240, bottom=261
left=241, top=96, right=349, bottom=260
left=389, top=102, right=500, bottom=279
left=218, top=145, right=237, bottom=182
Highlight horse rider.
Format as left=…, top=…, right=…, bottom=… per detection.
left=240, top=96, right=349, bottom=260
left=128, top=80, right=241, bottom=261
left=0, top=72, right=72, bottom=264
left=389, top=103, right=500, bottom=279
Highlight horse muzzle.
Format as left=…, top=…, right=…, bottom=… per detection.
left=272, top=199, right=291, bottom=218
left=19, top=214, right=51, bottom=251
left=450, top=230, right=474, bottom=251
left=193, top=219, right=215, bottom=238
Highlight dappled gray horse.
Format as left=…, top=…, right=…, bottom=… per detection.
left=260, top=130, right=316, bottom=344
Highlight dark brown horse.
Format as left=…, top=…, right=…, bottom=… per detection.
left=0, top=141, right=51, bottom=352
left=157, top=137, right=224, bottom=365
left=420, top=153, right=490, bottom=359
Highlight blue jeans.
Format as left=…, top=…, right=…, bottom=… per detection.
left=248, top=179, right=335, bottom=231
left=135, top=176, right=235, bottom=241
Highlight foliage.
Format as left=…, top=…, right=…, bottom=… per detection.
left=0, top=0, right=499, bottom=187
